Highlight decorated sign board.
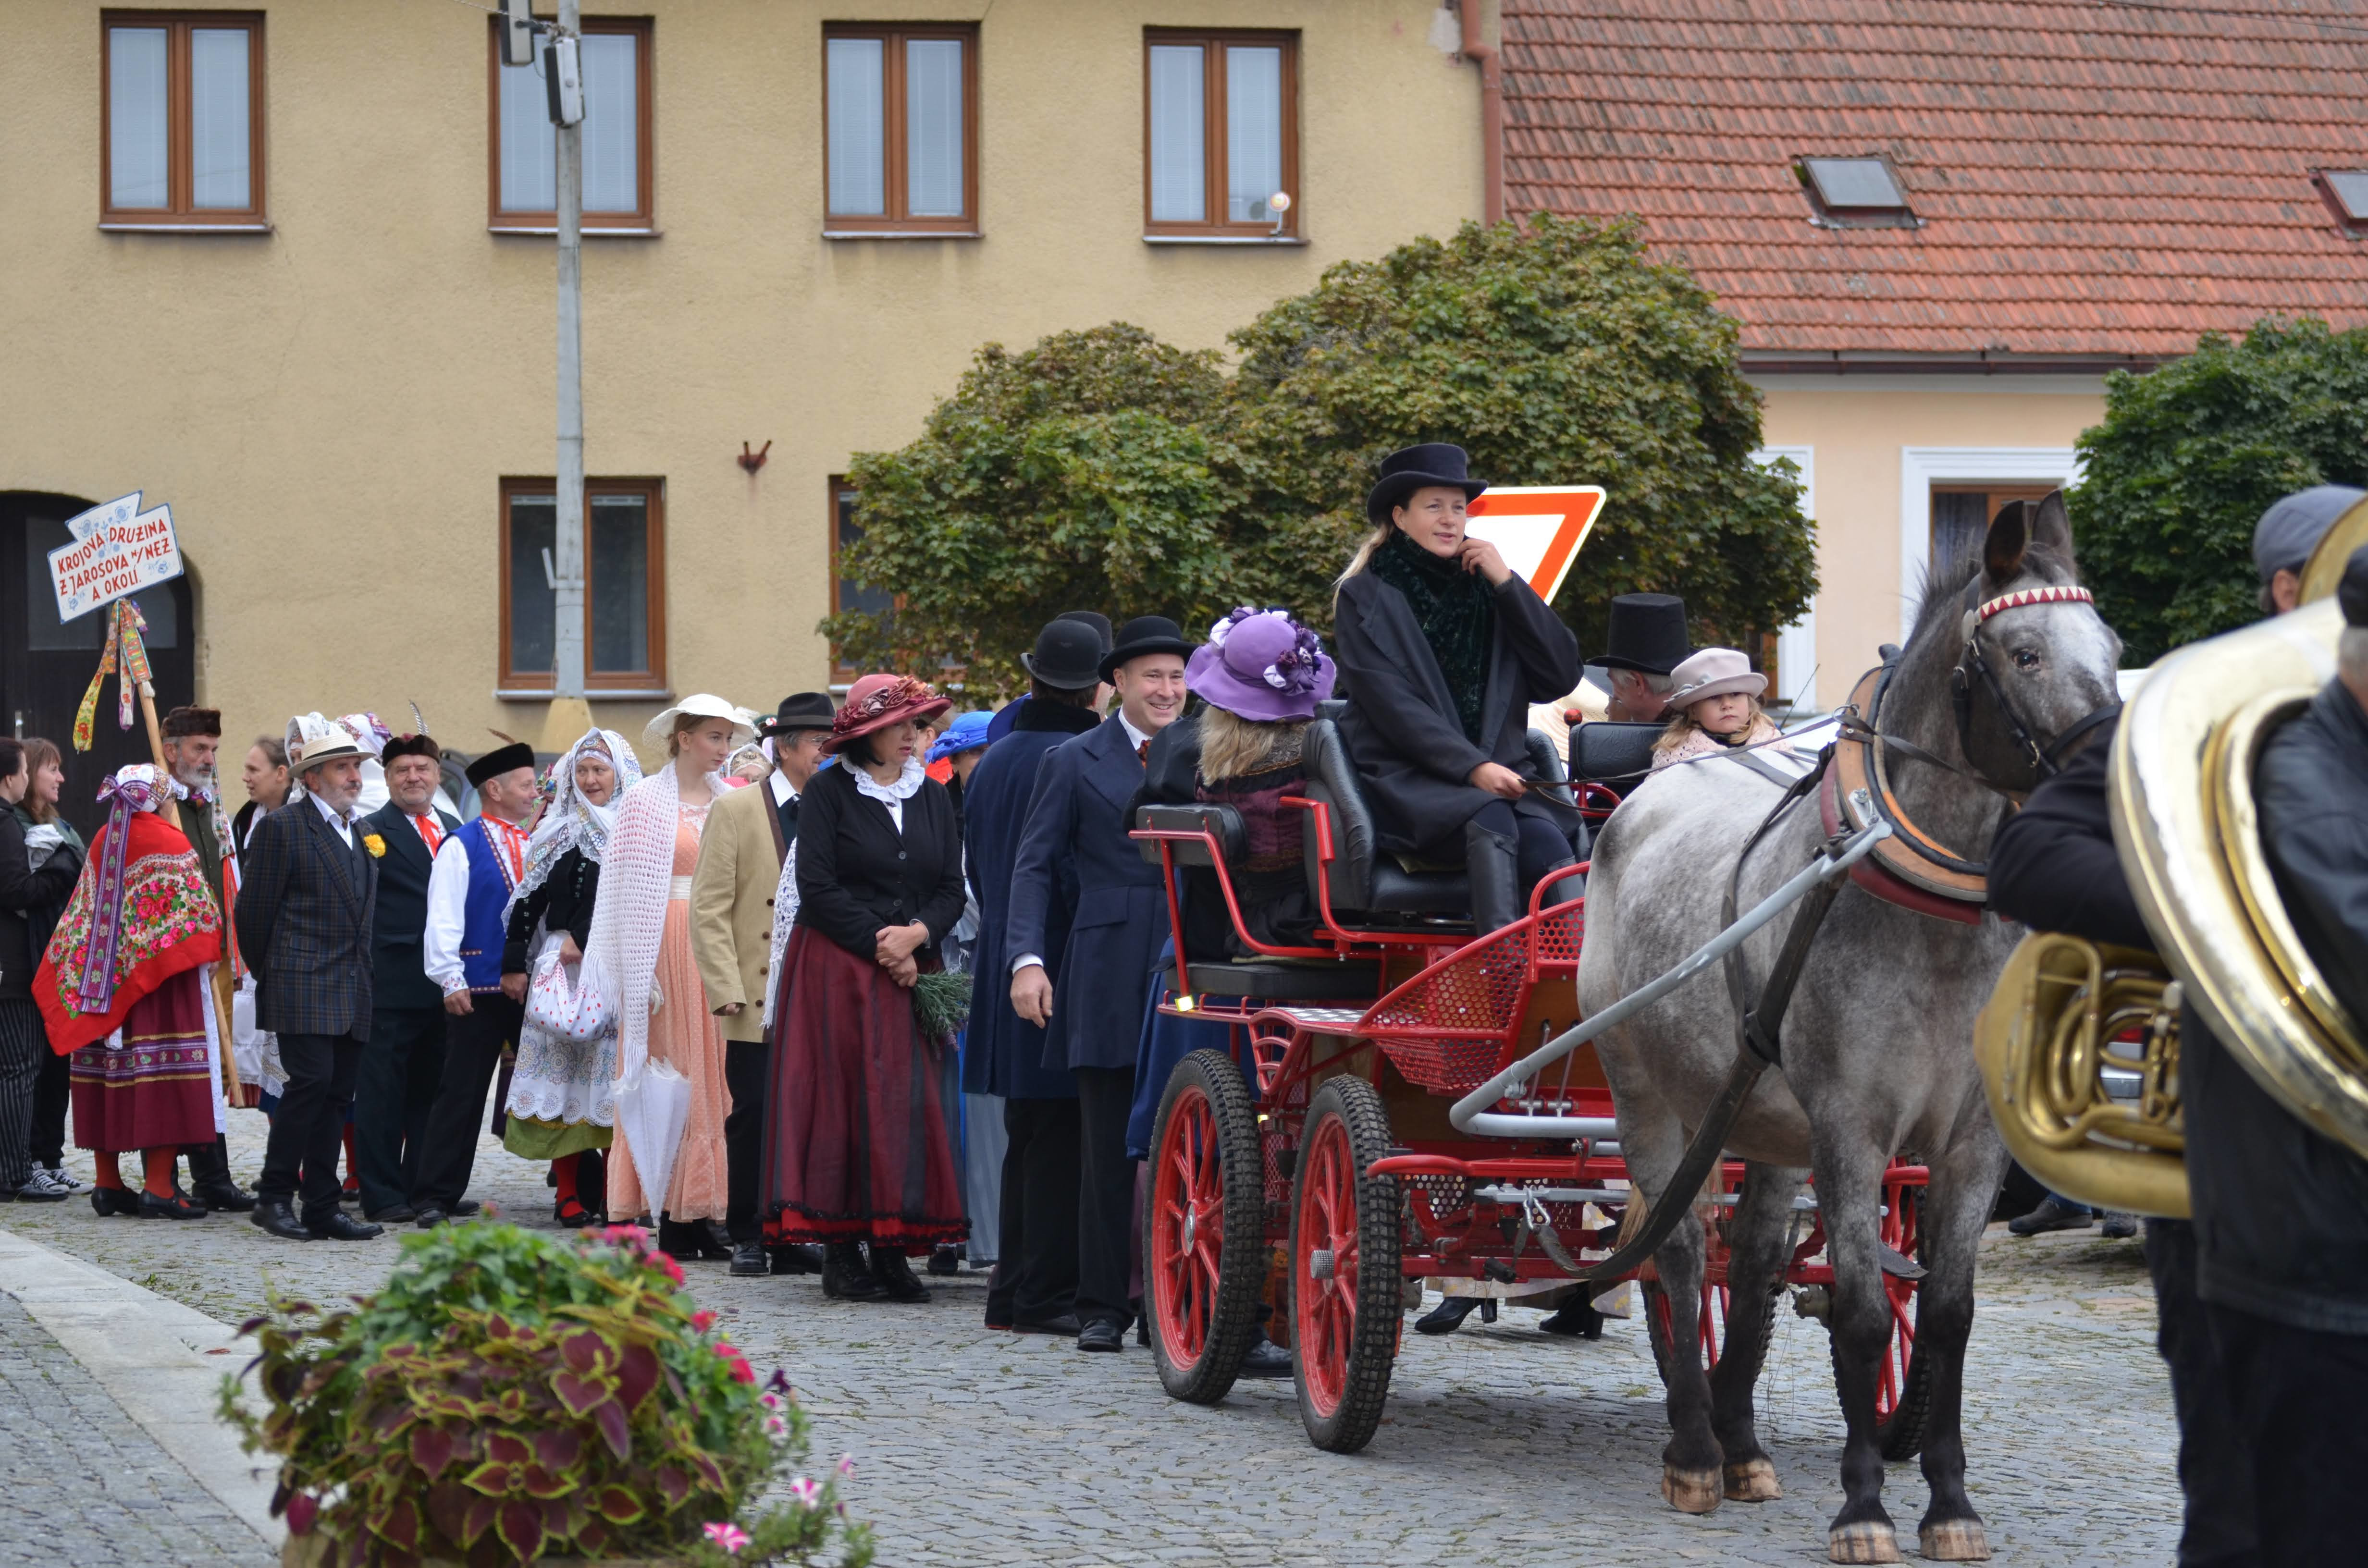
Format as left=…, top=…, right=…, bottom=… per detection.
left=48, top=490, right=183, bottom=622
left=1462, top=485, right=1605, bottom=604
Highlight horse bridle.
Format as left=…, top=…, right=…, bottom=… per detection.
left=1947, top=579, right=2121, bottom=785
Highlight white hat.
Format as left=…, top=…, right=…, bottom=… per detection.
left=284, top=712, right=369, bottom=773
left=641, top=693, right=757, bottom=751
left=1665, top=647, right=1767, bottom=709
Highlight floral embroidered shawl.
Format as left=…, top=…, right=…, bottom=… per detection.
left=34, top=808, right=222, bottom=1055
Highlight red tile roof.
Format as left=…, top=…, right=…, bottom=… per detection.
left=1500, top=0, right=2368, bottom=360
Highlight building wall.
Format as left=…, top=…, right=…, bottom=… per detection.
left=1755, top=377, right=2109, bottom=706
left=2, top=0, right=1483, bottom=764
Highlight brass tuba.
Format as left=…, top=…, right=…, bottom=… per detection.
left=1976, top=497, right=2368, bottom=1217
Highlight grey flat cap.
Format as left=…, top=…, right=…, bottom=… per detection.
left=2252, top=485, right=2367, bottom=583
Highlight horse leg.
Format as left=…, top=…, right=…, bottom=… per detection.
left=1909, top=1133, right=2008, bottom=1561
left=1813, top=1135, right=1903, bottom=1564
left=1628, top=1115, right=1724, bottom=1514
left=1711, top=1160, right=1806, bottom=1503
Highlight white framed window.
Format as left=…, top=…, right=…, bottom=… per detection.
left=1897, top=447, right=2084, bottom=640
left=1753, top=446, right=1819, bottom=712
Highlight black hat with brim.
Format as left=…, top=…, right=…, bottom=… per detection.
left=1023, top=617, right=1109, bottom=690
left=759, top=691, right=838, bottom=737
left=465, top=741, right=537, bottom=788
left=1597, top=592, right=1692, bottom=675
left=2340, top=544, right=2368, bottom=628
left=1365, top=442, right=1489, bottom=529
left=1099, top=615, right=1198, bottom=683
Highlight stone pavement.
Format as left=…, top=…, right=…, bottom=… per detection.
left=1, top=1108, right=2182, bottom=1567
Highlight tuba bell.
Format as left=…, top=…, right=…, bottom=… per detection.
left=1976, top=496, right=2368, bottom=1217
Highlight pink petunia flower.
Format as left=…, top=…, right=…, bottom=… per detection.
left=702, top=1521, right=751, bottom=1555
left=764, top=1414, right=789, bottom=1438
left=836, top=1454, right=855, bottom=1479
left=786, top=1477, right=821, bottom=1509
left=758, top=1392, right=783, bottom=1411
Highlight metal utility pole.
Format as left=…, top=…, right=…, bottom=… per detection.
left=553, top=0, right=587, bottom=698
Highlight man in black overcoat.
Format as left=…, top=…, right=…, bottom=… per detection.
left=351, top=733, right=460, bottom=1223
left=1008, top=615, right=1197, bottom=1352
left=236, top=718, right=383, bottom=1242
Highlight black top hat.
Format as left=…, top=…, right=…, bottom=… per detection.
left=1022, top=618, right=1108, bottom=690
left=1597, top=593, right=1691, bottom=675
left=1100, top=615, right=1198, bottom=683
left=758, top=691, right=838, bottom=738
left=1365, top=442, right=1489, bottom=528
left=465, top=740, right=537, bottom=789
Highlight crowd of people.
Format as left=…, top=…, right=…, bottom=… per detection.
left=0, top=441, right=1784, bottom=1362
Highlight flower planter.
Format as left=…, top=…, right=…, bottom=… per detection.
left=282, top=1537, right=681, bottom=1568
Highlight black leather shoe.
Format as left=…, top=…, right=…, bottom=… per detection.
left=450, top=1199, right=482, bottom=1217
left=730, top=1242, right=768, bottom=1277
left=926, top=1246, right=961, bottom=1276
left=867, top=1247, right=931, bottom=1303
left=2007, top=1197, right=2094, bottom=1237
left=769, top=1244, right=823, bottom=1276
left=310, top=1212, right=385, bottom=1241
left=1077, top=1319, right=1125, bottom=1352
left=821, top=1244, right=880, bottom=1300
left=1540, top=1301, right=1606, bottom=1339
left=1416, top=1296, right=1481, bottom=1335
left=413, top=1206, right=449, bottom=1228
left=363, top=1204, right=418, bottom=1224
left=251, top=1200, right=313, bottom=1241
left=186, top=1137, right=254, bottom=1210
left=138, top=1189, right=210, bottom=1220
left=193, top=1181, right=256, bottom=1213
left=1011, top=1312, right=1082, bottom=1336
left=91, top=1187, right=142, bottom=1218
left=1239, top=1337, right=1294, bottom=1378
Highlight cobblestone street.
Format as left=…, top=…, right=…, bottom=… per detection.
left=0, top=1112, right=2180, bottom=1567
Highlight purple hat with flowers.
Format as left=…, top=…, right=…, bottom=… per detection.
left=1185, top=608, right=1336, bottom=723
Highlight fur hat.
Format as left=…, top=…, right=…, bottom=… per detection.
left=161, top=706, right=222, bottom=738
left=381, top=734, right=442, bottom=765
left=465, top=741, right=537, bottom=788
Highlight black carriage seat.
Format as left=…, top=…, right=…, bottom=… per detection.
left=1570, top=720, right=1663, bottom=790
left=1132, top=801, right=1381, bottom=1000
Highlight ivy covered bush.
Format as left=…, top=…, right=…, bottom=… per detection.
left=223, top=1222, right=872, bottom=1567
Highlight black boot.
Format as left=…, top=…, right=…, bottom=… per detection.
left=821, top=1243, right=880, bottom=1300
left=1416, top=1296, right=1482, bottom=1335
left=186, top=1136, right=256, bottom=1212
left=867, top=1245, right=930, bottom=1303
left=1463, top=817, right=1523, bottom=935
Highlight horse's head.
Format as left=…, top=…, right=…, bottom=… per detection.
left=1929, top=491, right=2123, bottom=792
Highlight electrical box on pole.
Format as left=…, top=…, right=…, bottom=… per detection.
left=499, top=0, right=536, bottom=68
left=545, top=34, right=584, bottom=126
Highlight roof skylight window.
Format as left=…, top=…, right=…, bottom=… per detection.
left=2314, top=169, right=2368, bottom=236
left=1796, top=156, right=1921, bottom=229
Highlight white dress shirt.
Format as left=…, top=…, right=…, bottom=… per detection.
left=1013, top=708, right=1152, bottom=976
left=310, top=790, right=354, bottom=849
left=423, top=815, right=530, bottom=996
left=769, top=770, right=799, bottom=809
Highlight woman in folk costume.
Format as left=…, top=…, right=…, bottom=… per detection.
left=583, top=695, right=751, bottom=1257
left=500, top=727, right=641, bottom=1226
left=762, top=674, right=969, bottom=1303
left=34, top=765, right=224, bottom=1219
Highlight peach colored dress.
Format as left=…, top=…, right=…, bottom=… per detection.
left=607, top=803, right=731, bottom=1223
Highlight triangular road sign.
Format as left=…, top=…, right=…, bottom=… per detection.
left=1463, top=485, right=1605, bottom=605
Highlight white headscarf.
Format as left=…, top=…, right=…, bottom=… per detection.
left=507, top=728, right=641, bottom=923
left=583, top=758, right=726, bottom=1077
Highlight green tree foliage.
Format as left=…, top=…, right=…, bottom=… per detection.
left=823, top=218, right=1814, bottom=696
left=2070, top=318, right=2368, bottom=665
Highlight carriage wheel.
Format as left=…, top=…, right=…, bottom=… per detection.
left=1144, top=1050, right=1266, bottom=1405
left=1290, top=1076, right=1402, bottom=1454
left=1874, top=1180, right=1930, bottom=1460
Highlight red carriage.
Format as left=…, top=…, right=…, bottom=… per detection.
left=1131, top=713, right=1928, bottom=1454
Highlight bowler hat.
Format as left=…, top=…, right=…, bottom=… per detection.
left=1365, top=442, right=1489, bottom=529
left=1055, top=610, right=1113, bottom=651
left=1022, top=618, right=1107, bottom=690
left=465, top=741, right=536, bottom=788
left=758, top=692, right=838, bottom=738
left=1100, top=616, right=1198, bottom=684
left=1598, top=593, right=1691, bottom=675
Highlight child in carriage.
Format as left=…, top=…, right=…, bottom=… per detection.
left=1648, top=647, right=1782, bottom=770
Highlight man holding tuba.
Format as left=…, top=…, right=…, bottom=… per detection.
left=1990, top=491, right=2368, bottom=1567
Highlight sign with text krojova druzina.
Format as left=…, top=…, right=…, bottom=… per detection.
left=48, top=490, right=183, bottom=622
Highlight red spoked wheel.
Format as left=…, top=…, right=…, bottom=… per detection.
left=1290, top=1076, right=1401, bottom=1453
left=1143, top=1050, right=1266, bottom=1405
left=1874, top=1175, right=1928, bottom=1459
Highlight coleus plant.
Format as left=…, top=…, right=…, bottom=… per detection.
left=222, top=1222, right=873, bottom=1567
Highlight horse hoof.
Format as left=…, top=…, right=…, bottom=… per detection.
left=1661, top=1465, right=1722, bottom=1515
left=1918, top=1521, right=1991, bottom=1561
left=1723, top=1458, right=1782, bottom=1501
left=1829, top=1522, right=1903, bottom=1564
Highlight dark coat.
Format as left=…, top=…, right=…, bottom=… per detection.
left=236, top=798, right=380, bottom=1040
left=1988, top=719, right=2152, bottom=950
left=793, top=762, right=967, bottom=960
left=0, top=811, right=82, bottom=1004
left=359, top=802, right=462, bottom=1013
left=961, top=702, right=1098, bottom=1101
left=1008, top=712, right=1170, bottom=1073
left=503, top=845, right=599, bottom=976
left=1332, top=566, right=1581, bottom=851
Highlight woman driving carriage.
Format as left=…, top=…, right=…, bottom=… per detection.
left=1332, top=443, right=1584, bottom=933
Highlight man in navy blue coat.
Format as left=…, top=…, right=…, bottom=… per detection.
left=963, top=618, right=1109, bottom=1333
left=1009, top=614, right=1197, bottom=1352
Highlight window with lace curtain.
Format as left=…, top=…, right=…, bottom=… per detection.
left=823, top=25, right=979, bottom=236
left=488, top=17, right=653, bottom=231
left=100, top=12, right=266, bottom=228
left=1144, top=29, right=1297, bottom=240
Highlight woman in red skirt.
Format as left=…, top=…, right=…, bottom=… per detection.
left=764, top=674, right=969, bottom=1301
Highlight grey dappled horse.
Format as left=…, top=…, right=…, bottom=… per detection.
left=1576, top=495, right=2120, bottom=1563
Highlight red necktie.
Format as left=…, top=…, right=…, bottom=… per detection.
left=410, top=814, right=443, bottom=857
left=1136, top=739, right=1151, bottom=764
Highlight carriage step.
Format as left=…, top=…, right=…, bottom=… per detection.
left=1468, top=1184, right=1820, bottom=1212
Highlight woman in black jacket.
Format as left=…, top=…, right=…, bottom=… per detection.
left=1332, top=443, right=1584, bottom=932
left=0, top=738, right=85, bottom=1202
left=763, top=674, right=969, bottom=1303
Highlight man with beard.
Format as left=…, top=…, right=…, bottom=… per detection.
left=159, top=706, right=250, bottom=1212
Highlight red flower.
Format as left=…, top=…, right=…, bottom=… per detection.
left=691, top=1310, right=717, bottom=1332
left=655, top=1253, right=686, bottom=1287
left=714, top=1341, right=756, bottom=1382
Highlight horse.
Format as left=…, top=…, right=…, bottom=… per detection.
left=1575, top=493, right=2122, bottom=1563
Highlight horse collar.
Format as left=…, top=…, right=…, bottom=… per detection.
left=1827, top=665, right=1989, bottom=922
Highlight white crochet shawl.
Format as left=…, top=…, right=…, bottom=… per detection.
left=760, top=758, right=926, bottom=1029
left=584, top=761, right=724, bottom=1077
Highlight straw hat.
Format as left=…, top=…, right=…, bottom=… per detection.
left=641, top=693, right=757, bottom=752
